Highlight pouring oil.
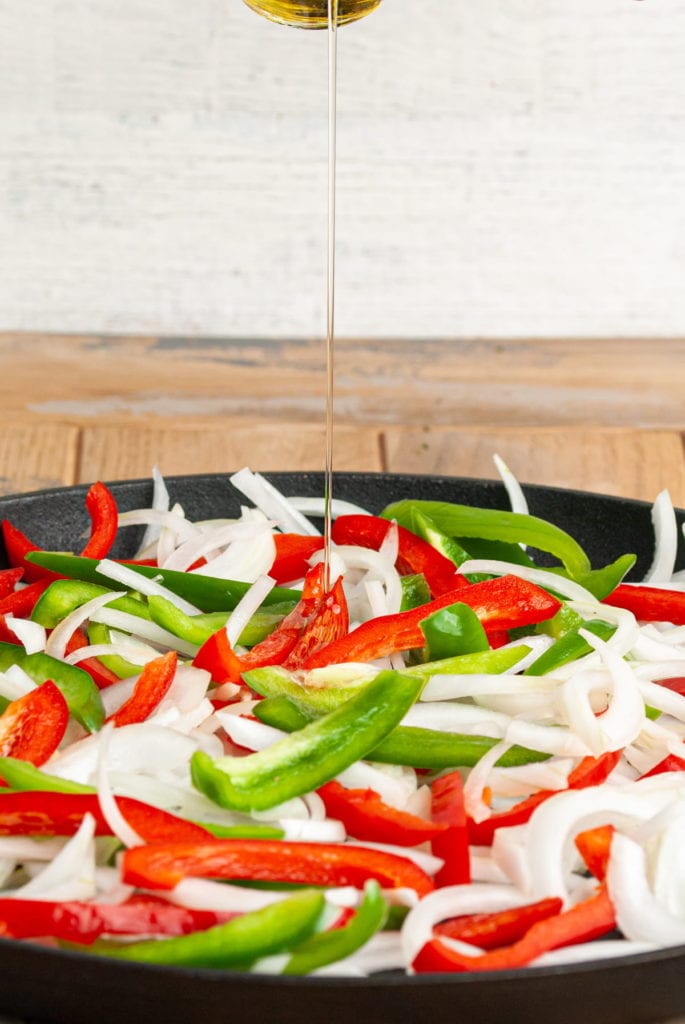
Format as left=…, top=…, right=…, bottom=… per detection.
left=243, top=0, right=381, bottom=585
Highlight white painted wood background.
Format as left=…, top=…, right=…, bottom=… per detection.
left=1, top=0, right=684, bottom=340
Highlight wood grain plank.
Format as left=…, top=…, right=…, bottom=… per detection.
left=77, top=422, right=382, bottom=483
left=1, top=334, right=684, bottom=430
left=0, top=423, right=80, bottom=495
left=382, top=427, right=685, bottom=506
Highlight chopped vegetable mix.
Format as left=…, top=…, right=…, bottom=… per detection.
left=0, top=470, right=682, bottom=978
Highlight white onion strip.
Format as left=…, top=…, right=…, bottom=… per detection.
left=89, top=609, right=198, bottom=658
left=643, top=490, right=678, bottom=585
left=459, top=560, right=598, bottom=604
left=230, top=468, right=319, bottom=536
left=3, top=616, right=46, bottom=655
left=493, top=454, right=529, bottom=516
left=96, top=558, right=200, bottom=615
left=45, top=591, right=126, bottom=660
left=225, top=574, right=276, bottom=647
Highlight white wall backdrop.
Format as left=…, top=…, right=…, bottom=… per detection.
left=1, top=0, right=684, bottom=339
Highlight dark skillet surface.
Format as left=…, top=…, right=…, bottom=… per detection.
left=0, top=472, right=683, bottom=1024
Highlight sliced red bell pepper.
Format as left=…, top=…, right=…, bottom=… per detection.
left=283, top=574, right=348, bottom=669
left=413, top=886, right=615, bottom=973
left=331, top=514, right=467, bottom=597
left=318, top=780, right=448, bottom=847
left=64, top=627, right=121, bottom=690
left=0, top=568, right=23, bottom=599
left=81, top=481, right=119, bottom=559
left=193, top=627, right=244, bottom=684
left=0, top=790, right=211, bottom=843
left=0, top=681, right=69, bottom=766
left=122, top=838, right=435, bottom=895
left=656, top=677, right=685, bottom=696
left=430, top=771, right=470, bottom=886
left=603, top=583, right=685, bottom=625
left=574, top=825, right=615, bottom=881
left=303, top=576, right=561, bottom=669
left=1, top=521, right=57, bottom=583
left=639, top=753, right=685, bottom=779
left=270, top=534, right=325, bottom=584
left=107, top=650, right=177, bottom=727
left=0, top=614, right=20, bottom=646
left=0, top=579, right=52, bottom=618
left=0, top=894, right=235, bottom=944
left=434, top=896, right=563, bottom=950
left=467, top=750, right=622, bottom=846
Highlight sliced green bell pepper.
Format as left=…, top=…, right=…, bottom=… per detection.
left=191, top=670, right=422, bottom=812
left=32, top=580, right=151, bottom=629
left=147, top=595, right=294, bottom=648
left=524, top=620, right=615, bottom=676
left=0, top=642, right=104, bottom=732
left=283, top=880, right=387, bottom=975
left=96, top=888, right=325, bottom=968
left=419, top=601, right=489, bottom=660
left=26, top=552, right=299, bottom=613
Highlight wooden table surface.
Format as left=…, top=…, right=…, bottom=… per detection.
left=1, top=333, right=684, bottom=507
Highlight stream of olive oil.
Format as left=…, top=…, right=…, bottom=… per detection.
left=244, top=0, right=381, bottom=586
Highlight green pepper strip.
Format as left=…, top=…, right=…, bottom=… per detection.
left=399, top=573, right=431, bottom=611
left=94, top=888, right=325, bottom=969
left=26, top=552, right=299, bottom=613
left=32, top=580, right=152, bottom=630
left=191, top=670, right=423, bottom=812
left=420, top=602, right=489, bottom=660
left=382, top=499, right=592, bottom=580
left=147, top=595, right=295, bottom=648
left=0, top=642, right=104, bottom=732
left=254, top=695, right=548, bottom=770
left=283, top=880, right=387, bottom=975
left=524, top=620, right=616, bottom=676
left=545, top=553, right=636, bottom=601
left=86, top=622, right=141, bottom=679
left=245, top=646, right=530, bottom=715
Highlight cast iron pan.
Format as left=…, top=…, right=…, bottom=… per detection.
left=0, top=472, right=684, bottom=1024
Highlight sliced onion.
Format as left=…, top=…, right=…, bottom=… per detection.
left=348, top=839, right=443, bottom=876
left=3, top=616, right=46, bottom=655
left=46, top=590, right=126, bottom=660
left=3, top=813, right=96, bottom=902
left=643, top=490, right=678, bottom=585
left=280, top=819, right=346, bottom=842
left=313, top=931, right=406, bottom=977
left=225, top=575, right=276, bottom=647
left=493, top=454, right=529, bottom=516
left=230, top=468, right=319, bottom=536
left=401, top=884, right=528, bottom=966
left=608, top=832, right=685, bottom=944
left=337, top=761, right=417, bottom=809
left=96, top=558, right=200, bottom=615
left=134, top=465, right=170, bottom=557
left=96, top=723, right=145, bottom=849
left=421, top=671, right=555, bottom=703
left=458, top=560, right=598, bottom=604
left=46, top=723, right=199, bottom=786
left=89, top=608, right=198, bottom=658
left=168, top=877, right=293, bottom=913
left=464, top=739, right=513, bottom=823
left=402, top=702, right=511, bottom=737
left=533, top=940, right=657, bottom=967
left=193, top=522, right=276, bottom=584
left=119, top=508, right=197, bottom=543
left=0, top=837, right=66, bottom=861
left=161, top=514, right=272, bottom=573
left=0, top=664, right=37, bottom=701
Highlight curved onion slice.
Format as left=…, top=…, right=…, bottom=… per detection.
left=3, top=616, right=46, bottom=655
left=401, top=884, right=530, bottom=966
left=96, top=558, right=200, bottom=615
left=46, top=590, right=126, bottom=661
left=231, top=468, right=319, bottom=536
left=134, top=465, right=170, bottom=557
left=95, top=723, right=145, bottom=849
left=643, top=490, right=678, bottom=585
left=608, top=831, right=685, bottom=944
left=169, top=877, right=293, bottom=913
left=2, top=813, right=96, bottom=902
left=458, top=560, right=598, bottom=604
left=494, top=454, right=529, bottom=516
left=464, top=738, right=513, bottom=823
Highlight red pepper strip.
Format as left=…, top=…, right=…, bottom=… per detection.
left=0, top=790, right=211, bottom=843
left=122, top=839, right=435, bottom=895
left=467, top=750, right=622, bottom=846
left=107, top=650, right=177, bottom=727
left=430, top=771, right=470, bottom=885
left=303, top=576, right=561, bottom=669
left=0, top=895, right=235, bottom=944
left=0, top=579, right=51, bottom=618
left=64, top=628, right=121, bottom=690
left=640, top=753, right=685, bottom=779
left=435, top=897, right=563, bottom=951
left=0, top=681, right=69, bottom=767
left=1, top=521, right=58, bottom=583
left=270, top=534, right=325, bottom=584
left=331, top=515, right=467, bottom=597
left=657, top=677, right=685, bottom=696
left=195, top=564, right=346, bottom=685
left=0, top=568, right=23, bottom=599
left=413, top=886, right=615, bottom=973
left=574, top=825, right=615, bottom=881
left=80, top=481, right=119, bottom=559
left=603, top=583, right=685, bottom=626
left=283, top=575, right=349, bottom=669
left=0, top=614, right=20, bottom=646
left=318, top=780, right=448, bottom=847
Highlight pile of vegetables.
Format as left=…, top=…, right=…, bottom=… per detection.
left=0, top=465, right=683, bottom=976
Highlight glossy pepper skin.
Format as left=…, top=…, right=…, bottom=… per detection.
left=413, top=886, right=615, bottom=973
left=603, top=583, right=685, bottom=625
left=318, top=781, right=448, bottom=847
left=0, top=641, right=105, bottom=733
left=434, top=897, right=564, bottom=951
left=100, top=889, right=326, bottom=969
left=192, top=670, right=422, bottom=812
left=122, top=838, right=435, bottom=896
left=331, top=514, right=466, bottom=597
left=301, top=575, right=561, bottom=669
left=106, top=650, right=177, bottom=727
left=0, top=681, right=69, bottom=766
